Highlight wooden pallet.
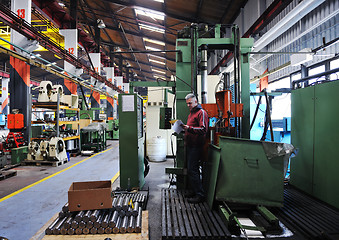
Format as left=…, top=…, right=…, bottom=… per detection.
left=162, top=189, right=231, bottom=240
left=22, top=159, right=68, bottom=167
left=31, top=211, right=149, bottom=240
left=0, top=170, right=17, bottom=180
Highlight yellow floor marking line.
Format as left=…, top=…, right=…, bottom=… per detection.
left=111, top=171, right=120, bottom=183
left=0, top=144, right=119, bottom=203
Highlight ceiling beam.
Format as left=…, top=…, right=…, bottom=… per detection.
left=120, top=55, right=175, bottom=72
left=104, top=0, right=210, bottom=23
left=219, top=0, right=237, bottom=23
left=102, top=40, right=176, bottom=62
left=78, top=19, right=176, bottom=46
left=196, top=0, right=204, bottom=20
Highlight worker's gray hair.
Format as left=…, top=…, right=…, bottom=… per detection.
left=185, top=93, right=197, bottom=101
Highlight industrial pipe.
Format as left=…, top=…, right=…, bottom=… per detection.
left=135, top=207, right=142, bottom=233
left=82, top=227, right=90, bottom=235
left=90, top=209, right=100, bottom=222
left=45, top=216, right=61, bottom=235
left=86, top=221, right=94, bottom=229
left=127, top=215, right=135, bottom=233
left=67, top=228, right=75, bottom=235
left=109, top=211, right=119, bottom=228
left=113, top=216, right=122, bottom=233
left=120, top=216, right=128, bottom=234
left=53, top=216, right=67, bottom=235
left=105, top=227, right=113, bottom=234
left=101, top=210, right=113, bottom=228
left=201, top=45, right=208, bottom=104
left=83, top=210, right=92, bottom=223
left=75, top=211, right=85, bottom=222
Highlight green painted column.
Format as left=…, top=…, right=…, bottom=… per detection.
left=240, top=38, right=254, bottom=139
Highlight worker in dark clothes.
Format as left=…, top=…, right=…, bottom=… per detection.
left=181, top=93, right=208, bottom=203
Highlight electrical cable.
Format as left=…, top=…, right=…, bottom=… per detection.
left=250, top=95, right=262, bottom=131
left=168, top=133, right=177, bottom=188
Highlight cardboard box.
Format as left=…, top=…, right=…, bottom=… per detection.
left=68, top=180, right=113, bottom=212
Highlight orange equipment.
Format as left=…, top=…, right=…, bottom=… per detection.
left=201, top=90, right=244, bottom=144
left=7, top=113, right=24, bottom=129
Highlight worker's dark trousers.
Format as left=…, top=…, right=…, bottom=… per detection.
left=186, top=146, right=205, bottom=197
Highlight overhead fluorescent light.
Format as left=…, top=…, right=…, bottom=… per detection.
left=146, top=46, right=162, bottom=51
left=153, top=0, right=164, bottom=2
left=143, top=38, right=165, bottom=46
left=149, top=58, right=165, bottom=65
left=154, top=74, right=166, bottom=80
left=139, top=23, right=165, bottom=34
left=135, top=8, right=165, bottom=21
left=148, top=54, right=166, bottom=60
left=152, top=68, right=166, bottom=74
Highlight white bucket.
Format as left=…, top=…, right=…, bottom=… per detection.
left=147, top=136, right=167, bottom=162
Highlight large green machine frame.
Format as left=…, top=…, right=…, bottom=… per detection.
left=168, top=24, right=253, bottom=189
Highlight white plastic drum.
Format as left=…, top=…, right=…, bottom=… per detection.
left=147, top=136, right=167, bottom=162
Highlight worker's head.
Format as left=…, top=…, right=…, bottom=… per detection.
left=185, top=93, right=198, bottom=111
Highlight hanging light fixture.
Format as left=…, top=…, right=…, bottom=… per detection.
left=97, top=19, right=106, bottom=29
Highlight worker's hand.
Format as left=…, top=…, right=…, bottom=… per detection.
left=181, top=124, right=189, bottom=130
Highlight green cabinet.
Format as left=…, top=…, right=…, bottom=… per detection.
left=291, top=81, right=339, bottom=209
left=118, top=94, right=145, bottom=189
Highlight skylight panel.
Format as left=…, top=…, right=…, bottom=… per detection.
left=139, top=23, right=165, bottom=34
left=135, top=7, right=165, bottom=21
left=143, top=38, right=165, bottom=46
left=149, top=59, right=165, bottom=65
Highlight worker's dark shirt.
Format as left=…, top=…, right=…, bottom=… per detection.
left=184, top=104, right=208, bottom=147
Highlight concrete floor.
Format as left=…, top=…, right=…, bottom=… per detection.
left=0, top=140, right=120, bottom=240
left=0, top=140, right=172, bottom=240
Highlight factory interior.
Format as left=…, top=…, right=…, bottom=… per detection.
left=0, top=0, right=338, bottom=239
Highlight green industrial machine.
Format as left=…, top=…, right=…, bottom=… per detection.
left=106, top=120, right=114, bottom=140
left=166, top=24, right=253, bottom=189
left=11, top=146, right=28, bottom=164
left=80, top=108, right=102, bottom=121
left=112, top=119, right=119, bottom=140
left=213, top=136, right=290, bottom=207
left=80, top=123, right=107, bottom=152
left=159, top=107, right=172, bottom=129
left=291, top=80, right=339, bottom=209
left=118, top=93, right=145, bottom=190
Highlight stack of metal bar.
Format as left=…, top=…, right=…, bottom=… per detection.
left=45, top=193, right=146, bottom=235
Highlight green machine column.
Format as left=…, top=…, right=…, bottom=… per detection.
left=240, top=37, right=254, bottom=139
left=118, top=93, right=145, bottom=189
left=168, top=37, right=194, bottom=189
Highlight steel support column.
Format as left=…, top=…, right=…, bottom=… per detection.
left=59, top=29, right=79, bottom=95
left=0, top=77, right=9, bottom=115
left=10, top=0, right=32, bottom=142
left=104, top=67, right=115, bottom=119
left=89, top=53, right=101, bottom=108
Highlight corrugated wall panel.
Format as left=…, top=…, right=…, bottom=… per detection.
left=265, top=0, right=338, bottom=82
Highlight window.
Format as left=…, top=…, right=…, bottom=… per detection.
left=267, top=77, right=291, bottom=119
left=330, top=59, right=339, bottom=80
left=309, top=65, right=325, bottom=85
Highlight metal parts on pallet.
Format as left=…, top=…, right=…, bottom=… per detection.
left=45, top=193, right=146, bottom=235
left=27, top=137, right=67, bottom=162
